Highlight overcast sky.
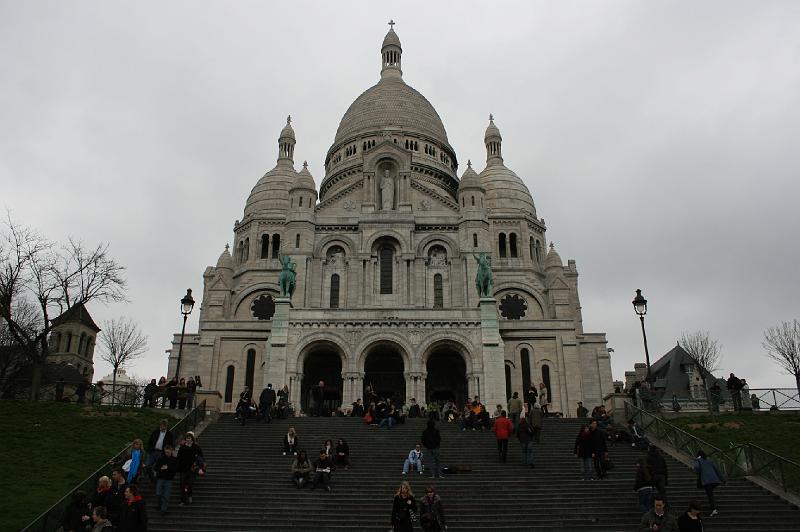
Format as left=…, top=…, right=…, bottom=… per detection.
left=2, top=1, right=799, bottom=389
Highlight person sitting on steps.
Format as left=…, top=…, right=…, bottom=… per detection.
left=310, top=449, right=333, bottom=491
left=335, top=439, right=350, bottom=470
left=403, top=444, right=424, bottom=475
left=290, top=450, right=312, bottom=488
left=408, top=398, right=422, bottom=418
left=283, top=427, right=299, bottom=456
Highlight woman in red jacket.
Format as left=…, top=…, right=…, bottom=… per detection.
left=492, top=410, right=514, bottom=462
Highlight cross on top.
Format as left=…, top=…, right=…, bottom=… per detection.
left=489, top=114, right=494, bottom=122
left=287, top=115, right=292, bottom=124
left=388, top=19, right=395, bottom=30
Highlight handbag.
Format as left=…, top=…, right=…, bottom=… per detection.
left=122, top=459, right=132, bottom=473
left=409, top=510, right=419, bottom=523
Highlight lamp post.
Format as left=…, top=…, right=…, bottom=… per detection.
left=632, top=289, right=652, bottom=383
left=174, top=289, right=195, bottom=380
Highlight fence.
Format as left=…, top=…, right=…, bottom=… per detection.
left=20, top=400, right=207, bottom=532
left=625, top=400, right=800, bottom=498
left=748, top=388, right=800, bottom=411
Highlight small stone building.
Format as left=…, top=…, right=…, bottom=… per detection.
left=167, top=24, right=613, bottom=415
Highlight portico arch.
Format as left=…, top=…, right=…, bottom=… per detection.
left=421, top=339, right=471, bottom=406
left=298, top=340, right=346, bottom=415
left=359, top=339, right=408, bottom=405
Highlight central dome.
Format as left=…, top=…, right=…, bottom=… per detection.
left=333, top=77, right=450, bottom=147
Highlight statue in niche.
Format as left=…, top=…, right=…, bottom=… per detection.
left=429, top=247, right=447, bottom=267
left=380, top=168, right=395, bottom=210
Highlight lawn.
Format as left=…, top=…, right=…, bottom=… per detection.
left=0, top=400, right=171, bottom=532
left=670, top=411, right=800, bottom=465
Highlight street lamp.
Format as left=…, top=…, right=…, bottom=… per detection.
left=632, top=289, right=653, bottom=383
left=174, top=288, right=195, bottom=380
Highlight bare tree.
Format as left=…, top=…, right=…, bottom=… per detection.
left=0, top=214, right=127, bottom=399
left=763, top=319, right=800, bottom=395
left=99, top=317, right=148, bottom=409
left=679, top=330, right=722, bottom=414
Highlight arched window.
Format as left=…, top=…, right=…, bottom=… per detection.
left=330, top=274, right=340, bottom=308
left=462, top=197, right=465, bottom=207
left=509, top=233, right=518, bottom=258
left=66, top=333, right=73, bottom=352
left=245, top=349, right=256, bottom=392
left=299, top=196, right=303, bottom=207
left=261, top=235, right=269, bottom=259
left=471, top=195, right=475, bottom=206
left=379, top=247, right=393, bottom=294
left=536, top=240, right=542, bottom=263
left=505, top=363, right=513, bottom=400
left=473, top=233, right=478, bottom=248
left=224, top=365, right=235, bottom=403
left=530, top=237, right=535, bottom=261
left=295, top=233, right=300, bottom=248
left=78, top=333, right=86, bottom=355
left=498, top=233, right=507, bottom=258
left=237, top=241, right=244, bottom=263
left=433, top=273, right=443, bottom=309
left=271, top=234, right=281, bottom=258
left=85, top=338, right=93, bottom=356
left=542, top=364, right=552, bottom=403
left=243, top=238, right=250, bottom=262
left=521, top=349, right=531, bottom=394
left=50, top=332, right=61, bottom=351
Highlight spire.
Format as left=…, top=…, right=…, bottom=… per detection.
left=278, top=115, right=295, bottom=163
left=484, top=114, right=503, bottom=164
left=381, top=20, right=403, bottom=80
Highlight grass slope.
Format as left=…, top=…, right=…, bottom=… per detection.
left=0, top=400, right=170, bottom=532
left=669, top=412, right=800, bottom=464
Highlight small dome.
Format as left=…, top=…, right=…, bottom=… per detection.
left=292, top=161, right=317, bottom=192
left=459, top=160, right=483, bottom=190
left=216, top=244, right=233, bottom=270
left=545, top=242, right=564, bottom=270
left=479, top=163, right=536, bottom=215
left=382, top=28, right=401, bottom=49
left=485, top=115, right=501, bottom=141
left=279, top=116, right=295, bottom=141
left=245, top=162, right=297, bottom=216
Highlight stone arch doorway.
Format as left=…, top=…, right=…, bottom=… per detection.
left=301, top=344, right=343, bottom=415
left=426, top=346, right=468, bottom=406
left=363, top=343, right=406, bottom=405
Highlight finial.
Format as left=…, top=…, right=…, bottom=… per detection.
left=489, top=114, right=494, bottom=123
left=467, top=159, right=472, bottom=168
left=303, top=161, right=308, bottom=169
left=287, top=115, right=291, bottom=124
left=549, top=242, right=555, bottom=249
left=225, top=243, right=229, bottom=251
left=388, top=19, right=395, bottom=30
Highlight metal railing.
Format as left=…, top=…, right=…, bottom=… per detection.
left=748, top=388, right=800, bottom=411
left=20, top=400, right=207, bottom=532
left=625, top=401, right=800, bottom=498
left=632, top=387, right=800, bottom=413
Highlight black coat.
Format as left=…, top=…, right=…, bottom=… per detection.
left=118, top=498, right=147, bottom=532
left=312, top=385, right=324, bottom=402
left=646, top=449, right=669, bottom=482
left=146, top=429, right=174, bottom=453
left=177, top=443, right=203, bottom=473
left=419, top=494, right=447, bottom=531
left=588, top=427, right=608, bottom=454
left=517, top=422, right=534, bottom=444
left=421, top=427, right=441, bottom=450
left=574, top=432, right=593, bottom=458
left=391, top=495, right=417, bottom=532
left=108, top=482, right=126, bottom=522
left=259, top=387, right=276, bottom=407
left=154, top=454, right=178, bottom=480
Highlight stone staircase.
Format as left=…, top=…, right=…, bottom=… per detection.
left=142, top=415, right=799, bottom=531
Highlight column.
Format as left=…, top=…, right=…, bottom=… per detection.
left=479, top=297, right=506, bottom=410
left=263, top=297, right=291, bottom=401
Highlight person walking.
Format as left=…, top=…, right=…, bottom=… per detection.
left=335, top=439, right=350, bottom=470
left=402, top=444, right=424, bottom=475
left=90, top=506, right=113, bottom=532
left=646, top=446, right=669, bottom=506
left=574, top=424, right=594, bottom=480
left=422, top=419, right=443, bottom=479
left=185, top=377, right=197, bottom=410
left=312, top=380, right=325, bottom=417
left=153, top=444, right=178, bottom=514
left=539, top=382, right=550, bottom=416
left=576, top=401, right=589, bottom=418
left=145, top=419, right=173, bottom=482
left=117, top=485, right=147, bottom=532
left=419, top=485, right=447, bottom=532
left=507, top=392, right=523, bottom=433
left=291, top=450, right=313, bottom=488
left=528, top=403, right=543, bottom=443
left=677, top=501, right=704, bottom=532
left=492, top=410, right=513, bottom=462
left=639, top=496, right=677, bottom=532
left=259, top=383, right=277, bottom=423
left=634, top=459, right=655, bottom=514
left=526, top=384, right=538, bottom=413
left=694, top=450, right=725, bottom=516
left=517, top=417, right=535, bottom=467
left=391, top=481, right=418, bottom=532
left=177, top=431, right=203, bottom=506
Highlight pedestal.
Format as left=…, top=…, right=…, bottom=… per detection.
left=263, top=297, right=291, bottom=395
left=479, top=297, right=506, bottom=411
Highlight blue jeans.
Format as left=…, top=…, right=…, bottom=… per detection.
left=638, top=487, right=655, bottom=513
left=510, top=412, right=520, bottom=432
left=378, top=416, right=394, bottom=429
left=403, top=458, right=422, bottom=474
left=580, top=457, right=593, bottom=480
left=426, top=448, right=441, bottom=477
left=155, top=478, right=172, bottom=511
left=521, top=441, right=535, bottom=465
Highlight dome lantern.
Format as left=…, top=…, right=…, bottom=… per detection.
left=381, top=20, right=402, bottom=80
left=484, top=114, right=503, bottom=165
left=278, top=115, right=295, bottom=163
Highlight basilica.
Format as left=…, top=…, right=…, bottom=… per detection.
left=166, top=25, right=613, bottom=416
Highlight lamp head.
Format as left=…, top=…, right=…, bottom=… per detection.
left=181, top=289, right=195, bottom=316
left=632, top=289, right=647, bottom=317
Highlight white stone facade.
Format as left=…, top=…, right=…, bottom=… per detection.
left=166, top=26, right=613, bottom=416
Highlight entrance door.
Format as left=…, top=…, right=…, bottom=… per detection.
left=363, top=346, right=405, bottom=405
left=426, top=348, right=467, bottom=406
left=301, top=348, right=342, bottom=415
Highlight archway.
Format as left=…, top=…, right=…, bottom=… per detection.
left=426, top=347, right=467, bottom=406
left=363, top=343, right=406, bottom=405
left=301, top=346, right=343, bottom=415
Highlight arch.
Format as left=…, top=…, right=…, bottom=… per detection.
left=363, top=343, right=406, bottom=404
left=498, top=233, right=507, bottom=258
left=541, top=364, right=552, bottom=403
left=529, top=236, right=535, bottom=261
left=509, top=233, right=518, bottom=258
left=233, top=285, right=281, bottom=318
left=426, top=346, right=467, bottom=405
left=520, top=347, right=532, bottom=394
left=355, top=335, right=413, bottom=372
left=261, top=234, right=269, bottom=259
left=224, top=365, right=235, bottom=403
left=330, top=274, right=340, bottom=308
left=271, top=234, right=281, bottom=258
left=471, top=195, right=475, bottom=206
left=300, top=343, right=344, bottom=414
left=415, top=233, right=459, bottom=257
left=85, top=337, right=94, bottom=356
left=379, top=246, right=393, bottom=294
left=504, top=362, right=513, bottom=401
left=66, top=332, right=73, bottom=352
left=364, top=230, right=407, bottom=255
left=78, top=333, right=86, bottom=355
left=245, top=349, right=256, bottom=392
left=314, top=234, right=357, bottom=258
left=243, top=238, right=250, bottom=261
left=493, top=284, right=547, bottom=319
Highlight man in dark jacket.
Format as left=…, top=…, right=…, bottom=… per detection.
left=310, top=450, right=334, bottom=491
left=259, top=384, right=277, bottom=423
left=421, top=419, right=443, bottom=478
left=118, top=485, right=147, bottom=532
left=646, top=446, right=669, bottom=506
left=108, top=468, right=127, bottom=525
left=517, top=417, right=536, bottom=467
left=726, top=373, right=743, bottom=411
left=145, top=419, right=174, bottom=482
left=588, top=420, right=609, bottom=479
left=311, top=380, right=325, bottom=417
left=154, top=445, right=178, bottom=514
left=143, top=379, right=158, bottom=408
left=526, top=385, right=538, bottom=413
left=351, top=398, right=365, bottom=417
left=639, top=496, right=677, bottom=532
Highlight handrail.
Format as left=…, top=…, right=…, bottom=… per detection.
left=20, top=400, right=207, bottom=532
left=625, top=401, right=800, bottom=498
